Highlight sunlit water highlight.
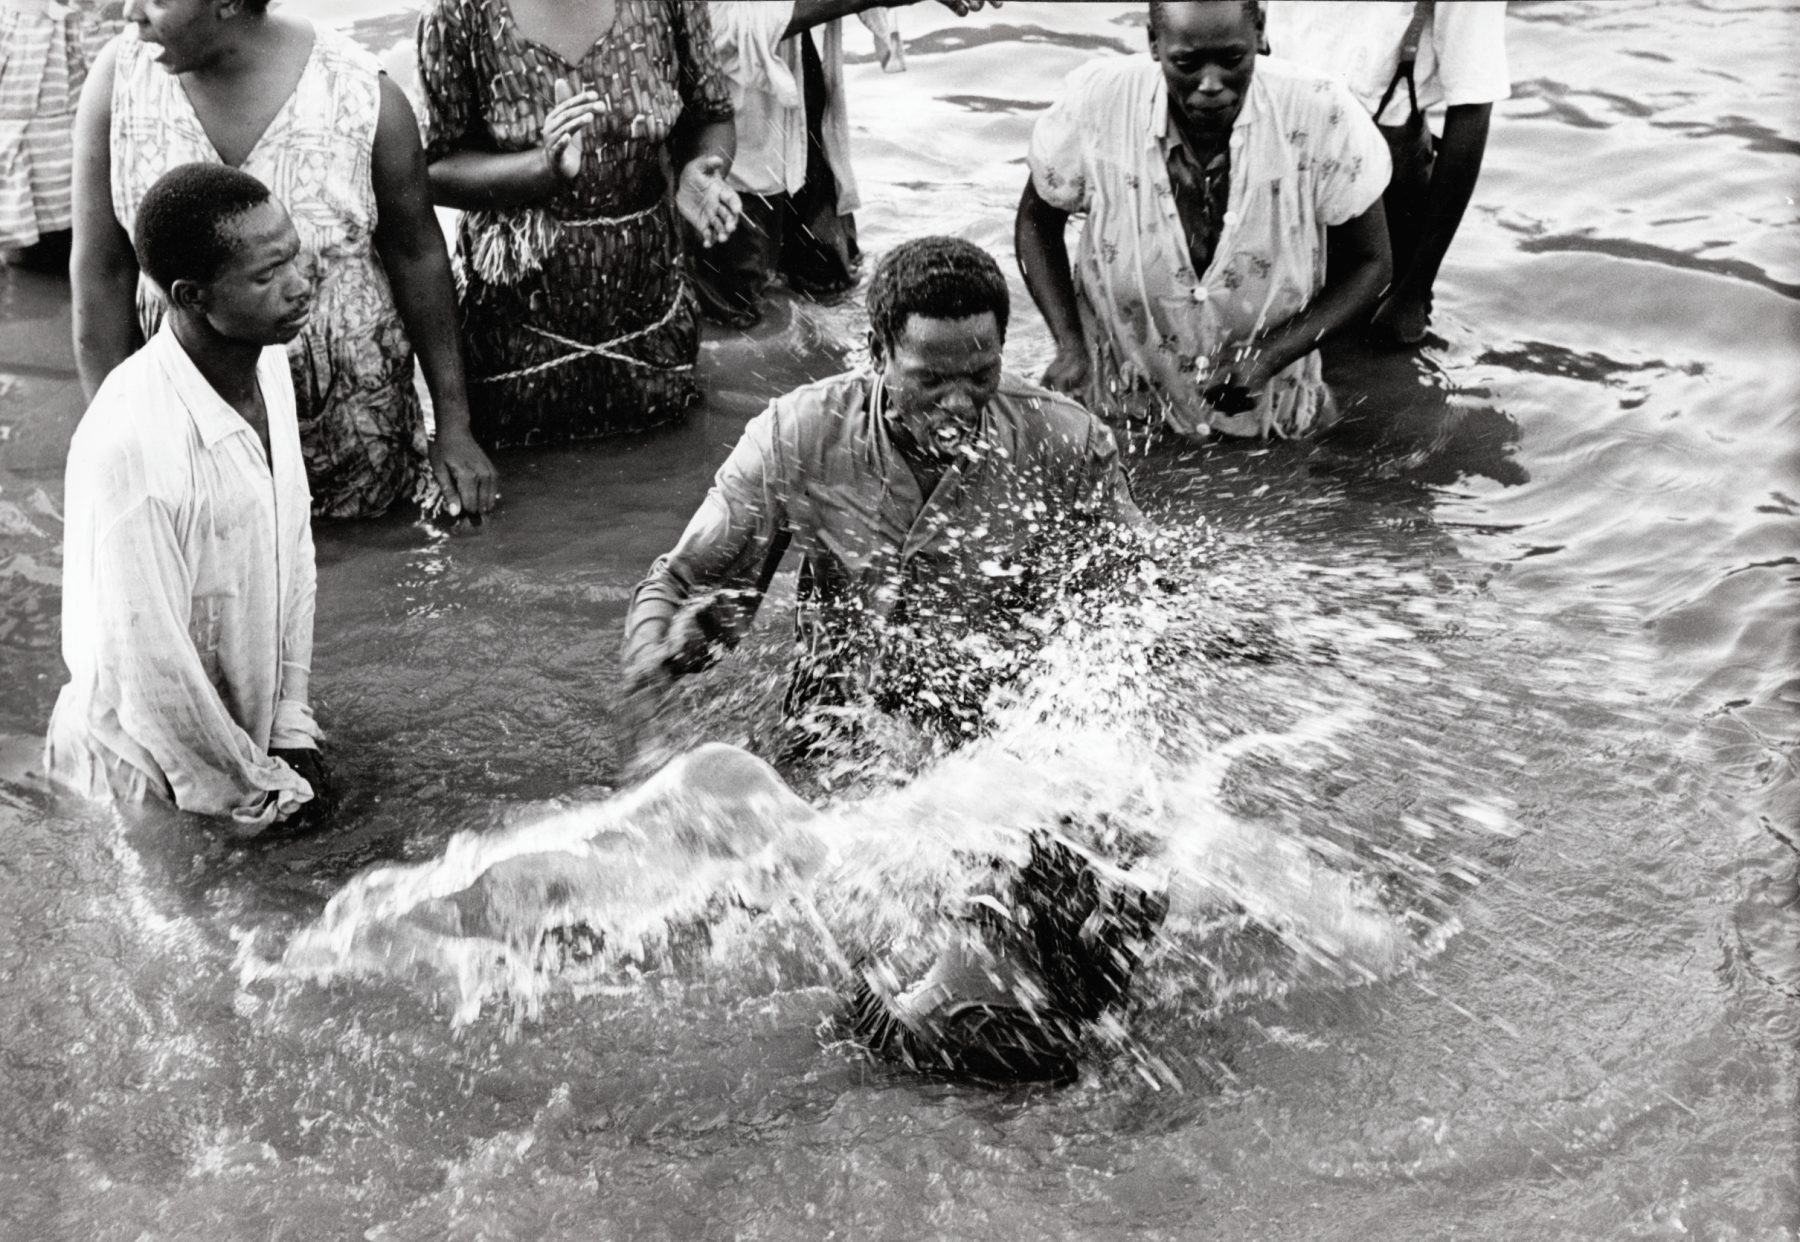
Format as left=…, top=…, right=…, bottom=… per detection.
left=0, top=3, right=1795, bottom=1239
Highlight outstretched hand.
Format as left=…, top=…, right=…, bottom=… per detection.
left=676, top=154, right=742, bottom=249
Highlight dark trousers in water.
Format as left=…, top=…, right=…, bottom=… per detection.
left=689, top=30, right=860, bottom=327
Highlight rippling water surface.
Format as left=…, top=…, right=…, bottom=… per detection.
left=0, top=3, right=1795, bottom=1239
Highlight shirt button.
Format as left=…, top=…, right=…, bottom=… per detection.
left=1192, top=286, right=1209, bottom=303
left=1223, top=211, right=1238, bottom=225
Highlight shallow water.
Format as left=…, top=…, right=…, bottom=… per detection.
left=0, top=2, right=1796, bottom=1239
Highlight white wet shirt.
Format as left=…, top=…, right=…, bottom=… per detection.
left=1265, top=1, right=1511, bottom=129
left=707, top=1, right=899, bottom=211
left=1029, top=55, right=1390, bottom=438
left=45, top=324, right=319, bottom=828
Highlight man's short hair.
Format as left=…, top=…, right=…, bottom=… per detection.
left=133, top=163, right=275, bottom=292
left=1148, top=0, right=1264, bottom=37
left=867, top=236, right=1010, bottom=352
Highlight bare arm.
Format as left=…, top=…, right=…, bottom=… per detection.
left=784, top=0, right=998, bottom=38
left=1374, top=101, right=1490, bottom=341
left=71, top=40, right=141, bottom=401
left=1014, top=179, right=1088, bottom=393
left=1224, top=199, right=1392, bottom=391
left=425, top=83, right=608, bottom=212
left=370, top=75, right=498, bottom=515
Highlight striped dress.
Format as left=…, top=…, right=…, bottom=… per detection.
left=0, top=0, right=116, bottom=249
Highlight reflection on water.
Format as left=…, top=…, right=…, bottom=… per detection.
left=0, top=2, right=1795, bottom=1239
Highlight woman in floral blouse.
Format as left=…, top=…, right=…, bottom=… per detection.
left=419, top=0, right=741, bottom=447
left=1016, top=0, right=1392, bottom=441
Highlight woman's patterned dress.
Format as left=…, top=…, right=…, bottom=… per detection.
left=418, top=0, right=734, bottom=447
left=110, top=24, right=433, bottom=519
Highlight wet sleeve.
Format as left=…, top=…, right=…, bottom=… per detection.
left=417, top=0, right=479, bottom=162
left=1430, top=2, right=1510, bottom=107
left=1027, top=62, right=1096, bottom=214
left=1311, top=76, right=1393, bottom=226
left=672, top=0, right=737, bottom=122
left=270, top=496, right=320, bottom=753
left=625, top=406, right=790, bottom=652
left=88, top=494, right=312, bottom=827
left=709, top=1, right=800, bottom=104
left=1082, top=417, right=1145, bottom=528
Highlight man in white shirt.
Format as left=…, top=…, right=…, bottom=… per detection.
left=45, top=162, right=329, bottom=834
left=694, top=0, right=994, bottom=328
left=1265, top=1, right=1510, bottom=344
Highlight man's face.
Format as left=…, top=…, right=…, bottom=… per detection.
left=123, top=0, right=227, bottom=74
left=1151, top=1, right=1259, bottom=144
left=880, top=312, right=1005, bottom=467
left=179, top=199, right=312, bottom=346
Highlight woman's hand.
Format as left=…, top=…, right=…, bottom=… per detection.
left=1041, top=341, right=1090, bottom=394
left=430, top=424, right=501, bottom=518
left=1200, top=345, right=1278, bottom=415
left=543, top=79, right=604, bottom=183
left=676, top=154, right=742, bottom=248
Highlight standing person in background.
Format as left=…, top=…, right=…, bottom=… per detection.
left=1265, top=1, right=1509, bottom=346
left=418, top=0, right=741, bottom=448
left=71, top=0, right=498, bottom=521
left=1015, top=0, right=1392, bottom=442
left=694, top=0, right=996, bottom=329
left=48, top=164, right=329, bottom=833
left=0, top=0, right=119, bottom=272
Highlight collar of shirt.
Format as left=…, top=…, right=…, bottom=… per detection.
left=148, top=323, right=264, bottom=454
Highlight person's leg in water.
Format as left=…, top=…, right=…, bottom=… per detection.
left=689, top=192, right=784, bottom=329
left=776, top=28, right=860, bottom=302
left=688, top=31, right=855, bottom=327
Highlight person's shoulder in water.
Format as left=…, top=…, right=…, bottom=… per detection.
left=991, top=371, right=1123, bottom=461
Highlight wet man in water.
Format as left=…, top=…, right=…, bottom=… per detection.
left=622, top=237, right=1156, bottom=1081
left=45, top=163, right=331, bottom=835
left=1015, top=0, right=1393, bottom=440
left=623, top=234, right=1141, bottom=747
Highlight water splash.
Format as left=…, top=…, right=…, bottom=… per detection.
left=251, top=528, right=1513, bottom=1056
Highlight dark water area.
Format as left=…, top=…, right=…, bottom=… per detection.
left=0, top=2, right=1796, bottom=1239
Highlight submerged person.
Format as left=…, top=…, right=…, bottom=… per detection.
left=693, top=0, right=993, bottom=328
left=47, top=163, right=330, bottom=833
left=418, top=0, right=743, bottom=447
left=621, top=235, right=1141, bottom=746
left=1015, top=0, right=1393, bottom=441
left=1265, top=0, right=1509, bottom=346
left=71, top=0, right=498, bottom=520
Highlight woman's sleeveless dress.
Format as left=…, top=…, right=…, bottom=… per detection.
left=417, top=0, right=734, bottom=447
left=110, top=24, right=430, bottom=519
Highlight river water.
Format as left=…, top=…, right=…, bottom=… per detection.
left=0, top=2, right=1795, bottom=1239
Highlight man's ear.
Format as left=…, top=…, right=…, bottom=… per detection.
left=217, top=0, right=253, bottom=19
left=167, top=277, right=210, bottom=316
left=867, top=330, right=886, bottom=368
